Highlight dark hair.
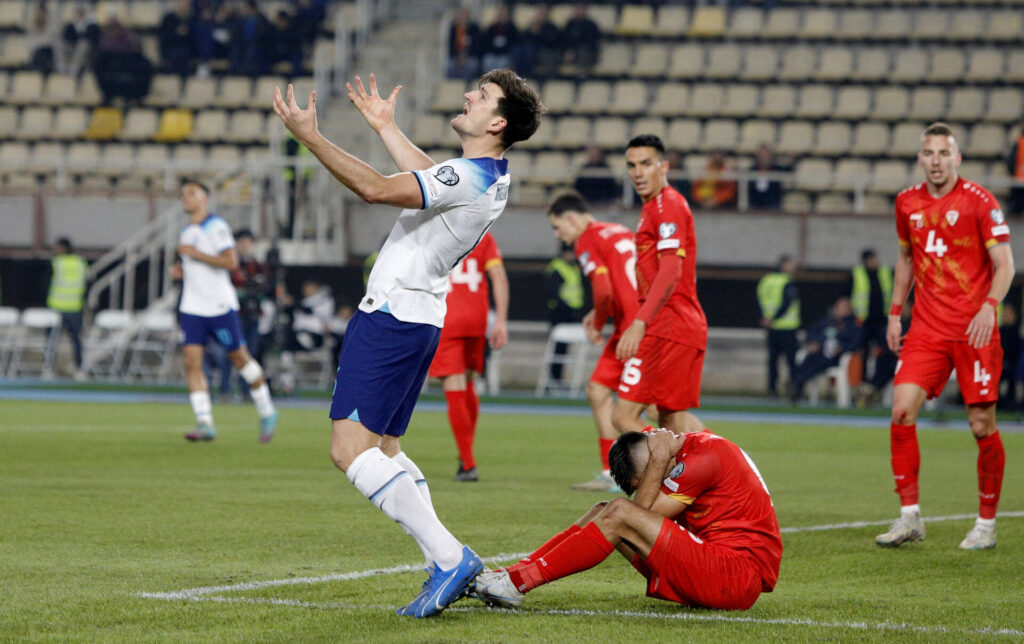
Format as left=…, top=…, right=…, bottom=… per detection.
left=627, top=134, right=665, bottom=157
left=861, top=248, right=877, bottom=262
left=608, top=431, right=647, bottom=495
left=547, top=191, right=589, bottom=217
left=56, top=237, right=73, bottom=252
left=777, top=254, right=792, bottom=269
left=235, top=228, right=254, bottom=241
left=181, top=178, right=210, bottom=195
left=479, top=69, right=545, bottom=149
left=923, top=122, right=956, bottom=139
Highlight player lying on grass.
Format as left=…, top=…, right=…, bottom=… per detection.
left=469, top=415, right=782, bottom=610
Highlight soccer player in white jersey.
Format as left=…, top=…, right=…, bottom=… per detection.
left=272, top=70, right=544, bottom=617
left=169, top=180, right=278, bottom=443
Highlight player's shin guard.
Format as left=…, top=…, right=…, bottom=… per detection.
left=599, top=438, right=614, bottom=472
left=347, top=448, right=464, bottom=569
left=508, top=522, right=614, bottom=593
left=975, top=431, right=1005, bottom=520
left=392, top=451, right=437, bottom=518
left=444, top=390, right=476, bottom=469
left=890, top=423, right=920, bottom=506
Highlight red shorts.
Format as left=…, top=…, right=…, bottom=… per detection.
left=428, top=336, right=485, bottom=378
left=589, top=335, right=626, bottom=390
left=618, top=335, right=704, bottom=411
left=894, top=330, right=1002, bottom=405
left=630, top=519, right=764, bottom=610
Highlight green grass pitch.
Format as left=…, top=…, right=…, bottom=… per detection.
left=1, top=398, right=1022, bottom=642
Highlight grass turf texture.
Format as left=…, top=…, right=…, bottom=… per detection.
left=1, top=399, right=1022, bottom=642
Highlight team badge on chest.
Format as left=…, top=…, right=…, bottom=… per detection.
left=945, top=210, right=959, bottom=226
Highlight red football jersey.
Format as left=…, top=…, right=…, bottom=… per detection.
left=635, top=186, right=707, bottom=348
left=660, top=430, right=782, bottom=589
left=575, top=221, right=640, bottom=335
left=895, top=178, right=1010, bottom=341
left=442, top=233, right=502, bottom=338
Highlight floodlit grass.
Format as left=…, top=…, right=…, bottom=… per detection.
left=1, top=398, right=1022, bottom=642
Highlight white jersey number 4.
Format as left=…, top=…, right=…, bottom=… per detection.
left=925, top=230, right=948, bottom=258
left=451, top=258, right=484, bottom=292
left=974, top=360, right=991, bottom=389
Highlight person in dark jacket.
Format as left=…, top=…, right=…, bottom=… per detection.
left=790, top=297, right=863, bottom=402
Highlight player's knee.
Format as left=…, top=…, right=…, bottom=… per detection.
left=239, top=360, right=264, bottom=385
left=891, top=405, right=916, bottom=425
left=611, top=406, right=631, bottom=433
left=598, top=497, right=633, bottom=525
left=967, top=410, right=996, bottom=438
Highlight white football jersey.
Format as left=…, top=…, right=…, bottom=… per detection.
left=361, top=157, right=510, bottom=327
left=178, top=214, right=240, bottom=317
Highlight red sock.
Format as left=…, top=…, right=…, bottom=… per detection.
left=507, top=524, right=582, bottom=573
left=599, top=438, right=614, bottom=471
left=444, top=390, right=475, bottom=469
left=467, top=380, right=479, bottom=429
left=890, top=423, right=920, bottom=506
left=507, top=522, right=614, bottom=593
left=976, top=431, right=1005, bottom=520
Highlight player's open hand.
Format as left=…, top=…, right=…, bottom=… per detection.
left=346, top=74, right=402, bottom=133
left=489, top=320, right=508, bottom=351
left=966, top=303, right=996, bottom=349
left=886, top=315, right=904, bottom=353
left=616, top=319, right=646, bottom=361
left=273, top=84, right=318, bottom=144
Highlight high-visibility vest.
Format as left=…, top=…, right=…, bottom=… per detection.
left=851, top=264, right=893, bottom=322
left=757, top=272, right=800, bottom=330
left=545, top=257, right=584, bottom=310
left=47, top=254, right=87, bottom=313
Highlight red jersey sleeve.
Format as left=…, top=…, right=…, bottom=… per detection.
left=974, top=193, right=1010, bottom=249
left=650, top=200, right=690, bottom=261
left=660, top=444, right=719, bottom=505
left=477, top=233, right=504, bottom=272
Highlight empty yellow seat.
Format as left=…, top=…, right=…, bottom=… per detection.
left=82, top=107, right=123, bottom=141
left=153, top=109, right=194, bottom=142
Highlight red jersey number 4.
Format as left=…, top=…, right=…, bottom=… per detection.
left=451, top=258, right=484, bottom=292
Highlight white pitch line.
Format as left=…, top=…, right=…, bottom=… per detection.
left=779, top=510, right=1024, bottom=533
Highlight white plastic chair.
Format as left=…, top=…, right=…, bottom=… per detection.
left=124, top=310, right=178, bottom=381
left=81, top=309, right=136, bottom=379
left=6, top=307, right=61, bottom=378
left=0, top=306, right=20, bottom=376
left=535, top=323, right=591, bottom=398
left=808, top=352, right=853, bottom=408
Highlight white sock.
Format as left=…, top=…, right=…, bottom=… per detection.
left=347, top=448, right=463, bottom=569
left=976, top=517, right=995, bottom=528
left=189, top=391, right=213, bottom=426
left=392, top=451, right=437, bottom=519
left=900, top=504, right=921, bottom=518
left=249, top=383, right=276, bottom=417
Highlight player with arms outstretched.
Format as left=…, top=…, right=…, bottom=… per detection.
left=877, top=123, right=1013, bottom=550
left=470, top=416, right=781, bottom=610
left=428, top=231, right=509, bottom=482
left=547, top=192, right=640, bottom=491
left=613, top=135, right=708, bottom=434
left=272, top=70, right=543, bottom=616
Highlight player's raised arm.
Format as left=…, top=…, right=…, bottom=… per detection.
left=272, top=84, right=423, bottom=209
left=632, top=430, right=683, bottom=510
left=347, top=74, right=435, bottom=173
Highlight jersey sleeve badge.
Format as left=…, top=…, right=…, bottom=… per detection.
left=991, top=208, right=1005, bottom=225
left=659, top=222, right=677, bottom=239
left=435, top=166, right=460, bottom=186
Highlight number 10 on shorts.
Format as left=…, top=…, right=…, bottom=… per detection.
left=620, top=357, right=643, bottom=392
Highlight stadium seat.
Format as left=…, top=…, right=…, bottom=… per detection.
left=912, top=11, right=949, bottom=41
left=14, top=107, right=52, bottom=140
left=891, top=122, right=928, bottom=156
left=1005, top=51, right=1024, bottom=84
left=593, top=117, right=630, bottom=149
left=66, top=142, right=101, bottom=181
left=862, top=194, right=893, bottom=216
left=607, top=80, right=648, bottom=116
left=0, top=0, right=25, bottom=28
left=629, top=43, right=670, bottom=79
left=28, top=142, right=63, bottom=176
left=215, top=76, right=253, bottom=108
left=666, top=44, right=704, bottom=80
left=836, top=9, right=874, bottom=40
left=814, top=122, right=852, bottom=157
left=144, top=75, right=182, bottom=108
left=928, top=50, right=966, bottom=83
left=74, top=74, right=101, bottom=105
left=988, top=10, right=1023, bottom=43
left=587, top=5, right=619, bottom=33
left=871, top=87, right=910, bottom=121
left=815, top=47, right=854, bottom=82
left=517, top=117, right=550, bottom=150
left=687, top=83, right=725, bottom=118
left=666, top=119, right=702, bottom=151
left=190, top=110, right=228, bottom=143
left=958, top=161, right=988, bottom=184
left=702, top=119, right=739, bottom=152
left=763, top=9, right=802, bottom=39
left=759, top=84, right=797, bottom=119
left=617, top=5, right=654, bottom=36
left=984, top=88, right=1023, bottom=123
left=532, top=151, right=574, bottom=185
left=650, top=5, right=689, bottom=37
left=873, top=11, right=912, bottom=41
left=946, top=88, right=985, bottom=123
left=781, top=191, right=812, bottom=214
left=630, top=117, right=668, bottom=142
left=0, top=106, right=16, bottom=139
left=119, top=109, right=158, bottom=141
left=172, top=144, right=206, bottom=169
left=890, top=49, right=929, bottom=83
left=967, top=124, right=1007, bottom=158
left=806, top=351, right=854, bottom=407
left=535, top=323, right=592, bottom=397
left=738, top=120, right=777, bottom=154
left=776, top=121, right=815, bottom=156
left=81, top=107, right=123, bottom=141
left=0, top=142, right=30, bottom=173
left=250, top=76, right=289, bottom=110
left=0, top=34, right=29, bottom=67
left=99, top=143, right=135, bottom=176
left=947, top=10, right=986, bottom=41
left=593, top=43, right=633, bottom=77
left=705, top=44, right=742, bottom=79
left=180, top=77, right=218, bottom=109
left=908, top=87, right=947, bottom=122
left=515, top=183, right=550, bottom=207
left=650, top=83, right=690, bottom=117
left=410, top=114, right=444, bottom=148
left=850, top=48, right=890, bottom=82
left=0, top=70, right=8, bottom=101
left=575, top=81, right=611, bottom=115
left=795, top=158, right=834, bottom=192
left=225, top=110, right=266, bottom=144
left=850, top=122, right=891, bottom=157
left=833, top=86, right=872, bottom=120
left=688, top=6, right=726, bottom=37
left=965, top=49, right=1005, bottom=83
left=794, top=86, right=834, bottom=119
left=728, top=7, right=762, bottom=39
left=209, top=145, right=241, bottom=166
left=800, top=9, right=837, bottom=39
left=834, top=158, right=872, bottom=192
left=815, top=192, right=852, bottom=215
left=552, top=117, right=591, bottom=149
left=41, top=74, right=77, bottom=106
left=541, top=80, right=576, bottom=114
left=81, top=310, right=135, bottom=379
left=152, top=109, right=193, bottom=142
left=127, top=1, right=163, bottom=29
left=870, top=160, right=911, bottom=193
left=720, top=84, right=759, bottom=118
left=9, top=71, right=43, bottom=106
left=5, top=308, right=61, bottom=379
left=777, top=46, right=817, bottom=82
left=52, top=107, right=88, bottom=140
left=739, top=45, right=779, bottom=82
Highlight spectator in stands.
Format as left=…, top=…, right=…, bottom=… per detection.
left=665, top=149, right=691, bottom=199
left=27, top=0, right=60, bottom=74
left=1007, top=121, right=1024, bottom=217
left=446, top=7, right=482, bottom=81
left=59, top=4, right=100, bottom=77
left=270, top=10, right=304, bottom=76
left=290, top=0, right=327, bottom=46
left=193, top=1, right=236, bottom=77
left=46, top=237, right=88, bottom=380
left=691, top=150, right=738, bottom=210
left=93, top=11, right=153, bottom=104
left=159, top=0, right=195, bottom=77
left=999, top=306, right=1020, bottom=410
left=574, top=146, right=621, bottom=206
left=480, top=4, right=519, bottom=73
left=279, top=280, right=334, bottom=394
left=757, top=255, right=800, bottom=398
left=514, top=5, right=562, bottom=79
left=230, top=0, right=272, bottom=76
left=544, top=243, right=585, bottom=391
left=790, top=297, right=862, bottom=403
left=847, top=248, right=893, bottom=387
left=562, top=3, right=601, bottom=76
left=747, top=144, right=785, bottom=211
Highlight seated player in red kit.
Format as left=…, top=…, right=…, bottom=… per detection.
left=468, top=414, right=782, bottom=610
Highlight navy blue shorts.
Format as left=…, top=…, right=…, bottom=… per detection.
left=329, top=309, right=441, bottom=437
left=179, top=310, right=245, bottom=352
